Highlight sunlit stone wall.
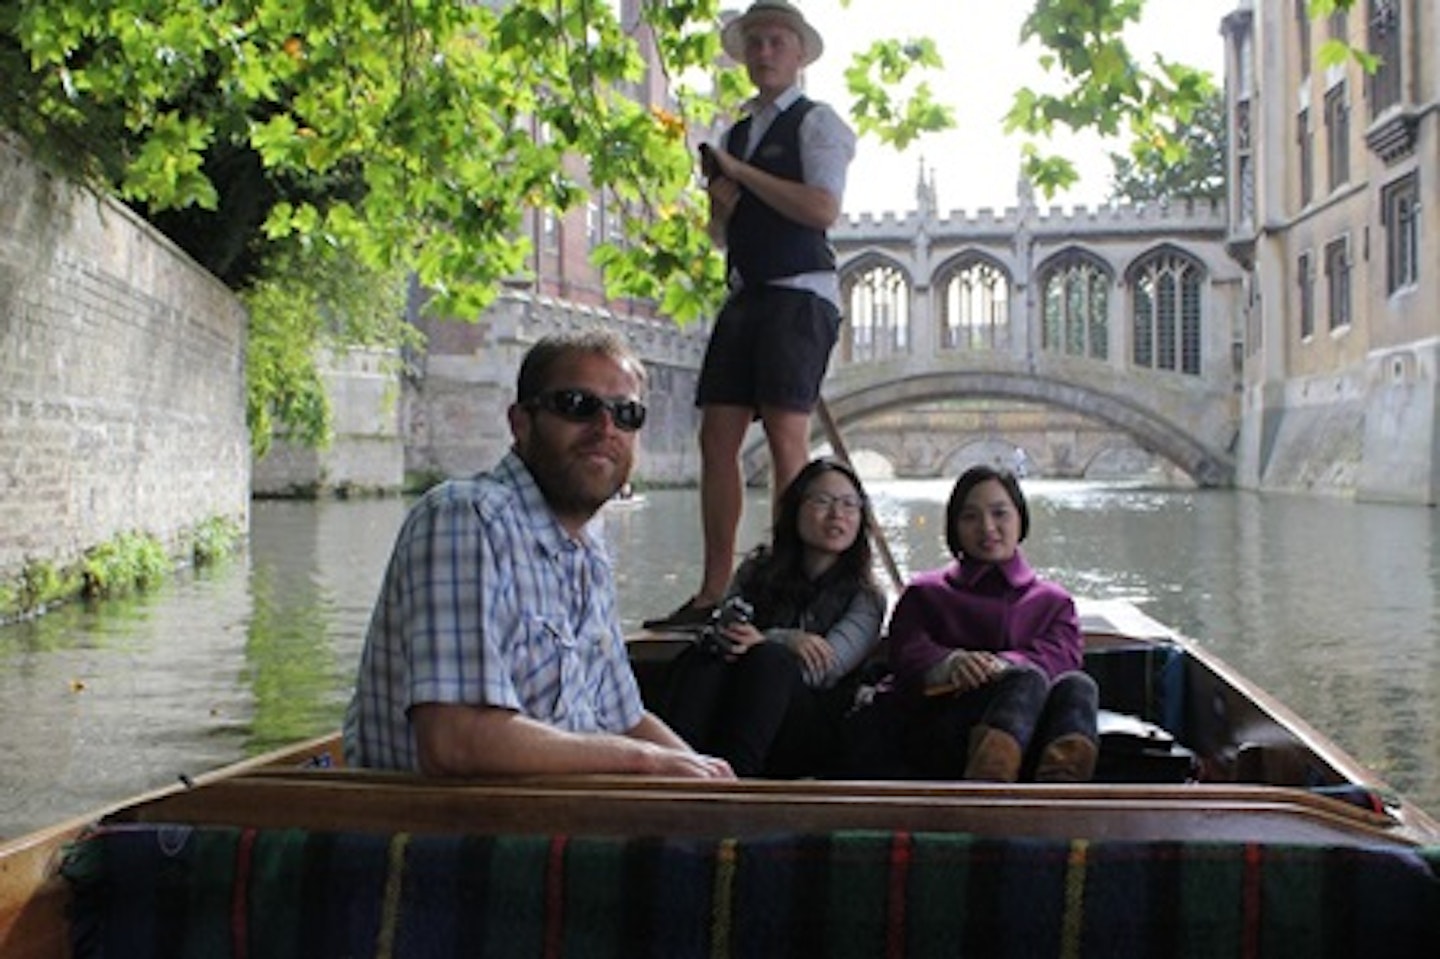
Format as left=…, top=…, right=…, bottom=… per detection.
left=0, top=133, right=249, bottom=590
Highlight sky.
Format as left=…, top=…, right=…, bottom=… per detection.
left=792, top=0, right=1236, bottom=216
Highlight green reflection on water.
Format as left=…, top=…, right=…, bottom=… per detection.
left=242, top=562, right=348, bottom=754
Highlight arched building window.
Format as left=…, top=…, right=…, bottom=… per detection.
left=936, top=254, right=1012, bottom=351
left=1038, top=250, right=1110, bottom=360
left=840, top=256, right=910, bottom=363
left=1129, top=247, right=1205, bottom=375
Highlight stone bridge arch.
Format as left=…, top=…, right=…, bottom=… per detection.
left=741, top=369, right=1235, bottom=488
left=840, top=410, right=1160, bottom=480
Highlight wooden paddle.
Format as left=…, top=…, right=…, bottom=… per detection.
left=814, top=397, right=905, bottom=594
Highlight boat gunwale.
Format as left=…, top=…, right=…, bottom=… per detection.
left=6, top=602, right=1440, bottom=958
left=100, top=765, right=1436, bottom=849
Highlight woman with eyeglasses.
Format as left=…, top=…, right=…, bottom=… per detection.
left=656, top=457, right=886, bottom=777
left=871, top=465, right=1099, bottom=783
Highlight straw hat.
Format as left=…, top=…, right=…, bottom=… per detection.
left=720, top=1, right=825, bottom=66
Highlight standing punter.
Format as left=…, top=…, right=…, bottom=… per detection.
left=647, top=0, right=856, bottom=631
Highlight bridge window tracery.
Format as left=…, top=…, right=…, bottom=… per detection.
left=1039, top=252, right=1110, bottom=360
left=1131, top=249, right=1204, bottom=375
left=841, top=259, right=911, bottom=363
left=938, top=256, right=1011, bottom=351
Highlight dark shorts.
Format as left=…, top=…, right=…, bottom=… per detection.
left=695, top=286, right=841, bottom=412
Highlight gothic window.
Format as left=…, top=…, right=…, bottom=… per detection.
left=1298, top=251, right=1315, bottom=340
left=1130, top=249, right=1205, bottom=375
left=1324, top=236, right=1351, bottom=331
left=1039, top=252, right=1109, bottom=361
left=843, top=260, right=910, bottom=363
left=1297, top=108, right=1313, bottom=207
left=1368, top=0, right=1402, bottom=116
left=1382, top=173, right=1420, bottom=294
left=1324, top=82, right=1350, bottom=190
left=939, top=256, right=1012, bottom=351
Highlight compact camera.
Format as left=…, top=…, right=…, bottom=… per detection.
left=697, top=595, right=753, bottom=657
left=698, top=143, right=720, bottom=181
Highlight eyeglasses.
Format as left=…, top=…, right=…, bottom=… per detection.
left=525, top=388, right=647, bottom=432
left=803, top=492, right=864, bottom=516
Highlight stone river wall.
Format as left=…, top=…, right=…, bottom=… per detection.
left=0, top=134, right=250, bottom=593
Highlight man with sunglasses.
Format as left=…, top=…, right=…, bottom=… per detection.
left=343, top=330, right=734, bottom=780
left=645, top=0, right=855, bottom=631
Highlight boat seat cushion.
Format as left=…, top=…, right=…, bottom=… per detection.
left=62, top=823, right=1440, bottom=958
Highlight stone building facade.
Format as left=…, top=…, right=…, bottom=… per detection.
left=1223, top=0, right=1439, bottom=503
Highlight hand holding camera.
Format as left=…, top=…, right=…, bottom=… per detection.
left=698, top=595, right=754, bottom=658
left=698, top=143, right=722, bottom=181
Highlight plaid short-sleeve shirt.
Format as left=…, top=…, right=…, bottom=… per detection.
left=342, top=452, right=644, bottom=770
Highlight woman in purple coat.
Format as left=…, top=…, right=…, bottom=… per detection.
left=884, top=465, right=1099, bottom=782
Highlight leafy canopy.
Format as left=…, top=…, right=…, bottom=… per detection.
left=4, top=0, right=1353, bottom=449
left=0, top=0, right=957, bottom=450
left=1006, top=0, right=1360, bottom=196
left=1107, top=87, right=1226, bottom=205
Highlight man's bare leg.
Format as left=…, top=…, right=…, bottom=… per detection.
left=759, top=405, right=813, bottom=520
left=696, top=404, right=754, bottom=605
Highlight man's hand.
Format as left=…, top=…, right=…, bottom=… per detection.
left=702, top=142, right=738, bottom=181
left=414, top=704, right=736, bottom=778
left=625, top=711, right=735, bottom=779
left=703, top=143, right=840, bottom=231
left=640, top=743, right=735, bottom=779
left=708, top=172, right=743, bottom=221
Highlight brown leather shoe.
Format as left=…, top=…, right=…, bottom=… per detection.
left=963, top=725, right=1024, bottom=782
left=1034, top=732, right=1099, bottom=783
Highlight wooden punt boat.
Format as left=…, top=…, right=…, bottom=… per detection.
left=3, top=600, right=1438, bottom=958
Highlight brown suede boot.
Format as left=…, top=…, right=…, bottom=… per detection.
left=1034, top=733, right=1099, bottom=783
left=963, top=725, right=1024, bottom=782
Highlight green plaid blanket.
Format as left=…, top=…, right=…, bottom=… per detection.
left=63, top=824, right=1440, bottom=958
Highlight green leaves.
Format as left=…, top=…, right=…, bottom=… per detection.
left=843, top=37, right=954, bottom=150
left=1007, top=0, right=1215, bottom=197
left=81, top=531, right=170, bottom=599
left=1106, top=86, right=1225, bottom=204
left=2, top=0, right=1267, bottom=452
left=120, top=111, right=218, bottom=209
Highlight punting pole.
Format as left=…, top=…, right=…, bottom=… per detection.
left=815, top=397, right=905, bottom=594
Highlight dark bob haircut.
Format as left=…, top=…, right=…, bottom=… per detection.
left=944, top=464, right=1030, bottom=558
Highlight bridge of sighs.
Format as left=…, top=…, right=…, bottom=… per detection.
left=742, top=187, right=1248, bottom=486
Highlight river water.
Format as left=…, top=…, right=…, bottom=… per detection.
left=3, top=481, right=1438, bottom=839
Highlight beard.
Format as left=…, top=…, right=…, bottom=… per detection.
left=519, top=429, right=633, bottom=523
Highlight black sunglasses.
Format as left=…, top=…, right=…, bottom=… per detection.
left=526, top=388, right=647, bottom=432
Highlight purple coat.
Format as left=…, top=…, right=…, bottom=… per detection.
left=887, top=550, right=1082, bottom=694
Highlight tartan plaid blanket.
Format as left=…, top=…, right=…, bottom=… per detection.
left=63, top=824, right=1440, bottom=958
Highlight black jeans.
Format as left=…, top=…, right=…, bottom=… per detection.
left=842, top=664, right=1100, bottom=781
left=657, top=641, right=843, bottom=777
left=901, top=661, right=1050, bottom=779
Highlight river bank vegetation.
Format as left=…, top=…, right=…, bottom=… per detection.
left=0, top=516, right=244, bottom=624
